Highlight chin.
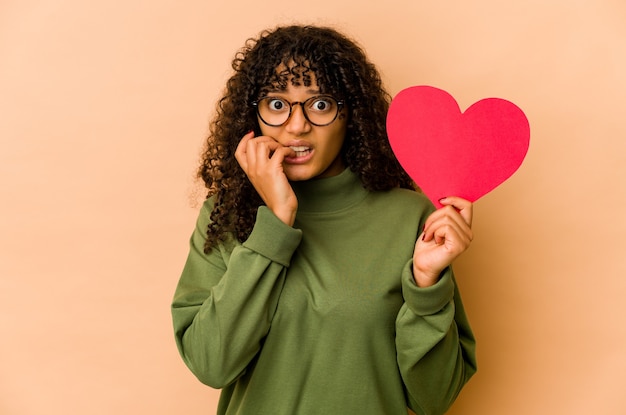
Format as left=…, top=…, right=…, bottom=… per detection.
left=285, top=169, right=316, bottom=182
left=284, top=161, right=342, bottom=181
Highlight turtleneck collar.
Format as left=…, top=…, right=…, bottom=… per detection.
left=290, top=168, right=369, bottom=213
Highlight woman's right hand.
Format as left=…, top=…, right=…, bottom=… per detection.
left=235, top=131, right=298, bottom=226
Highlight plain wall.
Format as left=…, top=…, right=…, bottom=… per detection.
left=1, top=1, right=625, bottom=414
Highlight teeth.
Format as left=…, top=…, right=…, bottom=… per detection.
left=289, top=146, right=311, bottom=158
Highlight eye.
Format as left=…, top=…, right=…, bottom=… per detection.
left=267, top=98, right=288, bottom=111
left=309, top=97, right=333, bottom=112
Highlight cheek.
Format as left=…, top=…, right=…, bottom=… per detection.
left=257, top=118, right=268, bottom=135
left=331, top=123, right=348, bottom=150
left=323, top=129, right=346, bottom=161
left=258, top=122, right=277, bottom=138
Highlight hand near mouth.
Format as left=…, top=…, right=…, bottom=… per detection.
left=235, top=131, right=298, bottom=226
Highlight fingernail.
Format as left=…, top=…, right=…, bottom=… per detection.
left=438, top=197, right=447, bottom=204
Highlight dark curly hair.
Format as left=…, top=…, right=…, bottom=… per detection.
left=198, top=24, right=415, bottom=253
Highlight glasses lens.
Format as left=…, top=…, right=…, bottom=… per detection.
left=302, top=96, right=339, bottom=126
left=257, top=97, right=290, bottom=126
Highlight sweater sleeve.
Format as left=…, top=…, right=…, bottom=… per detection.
left=395, top=262, right=477, bottom=415
left=171, top=201, right=302, bottom=388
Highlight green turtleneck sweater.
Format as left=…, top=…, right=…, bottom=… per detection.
left=171, top=169, right=476, bottom=415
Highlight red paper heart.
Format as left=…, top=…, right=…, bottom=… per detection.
left=386, top=85, right=530, bottom=208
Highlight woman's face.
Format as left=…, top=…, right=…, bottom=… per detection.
left=257, top=72, right=347, bottom=181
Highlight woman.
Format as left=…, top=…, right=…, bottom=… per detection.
left=172, top=24, right=476, bottom=415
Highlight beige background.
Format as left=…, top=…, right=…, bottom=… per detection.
left=1, top=0, right=625, bottom=414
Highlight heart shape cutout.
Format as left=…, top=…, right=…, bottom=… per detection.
left=387, top=85, right=530, bottom=208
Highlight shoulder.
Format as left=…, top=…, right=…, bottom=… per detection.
left=200, top=196, right=216, bottom=214
left=367, top=187, right=436, bottom=221
left=194, top=196, right=238, bottom=252
left=196, top=196, right=216, bottom=226
left=380, top=187, right=433, bottom=208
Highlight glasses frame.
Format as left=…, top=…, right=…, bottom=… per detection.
left=252, top=95, right=345, bottom=127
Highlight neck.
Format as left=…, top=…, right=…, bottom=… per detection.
left=291, top=168, right=368, bottom=213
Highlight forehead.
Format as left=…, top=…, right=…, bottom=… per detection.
left=264, top=61, right=319, bottom=92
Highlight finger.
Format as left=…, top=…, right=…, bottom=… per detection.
left=439, top=196, right=473, bottom=227
left=247, top=138, right=268, bottom=175
left=425, top=215, right=465, bottom=245
left=237, top=130, right=256, bottom=151
left=434, top=220, right=472, bottom=247
left=248, top=140, right=294, bottom=177
left=423, top=206, right=472, bottom=244
left=251, top=138, right=295, bottom=161
left=235, top=131, right=256, bottom=170
left=422, top=206, right=461, bottom=236
left=243, top=136, right=271, bottom=175
left=271, top=144, right=296, bottom=161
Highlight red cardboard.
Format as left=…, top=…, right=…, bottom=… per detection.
left=386, top=85, right=530, bottom=208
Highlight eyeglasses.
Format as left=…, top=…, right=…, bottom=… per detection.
left=252, top=95, right=344, bottom=127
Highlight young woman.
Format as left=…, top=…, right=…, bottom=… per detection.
left=172, top=24, right=477, bottom=415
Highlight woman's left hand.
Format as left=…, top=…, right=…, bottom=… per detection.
left=412, top=197, right=474, bottom=287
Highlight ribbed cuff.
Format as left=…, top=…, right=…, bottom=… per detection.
left=242, top=207, right=303, bottom=267
left=401, top=260, right=455, bottom=316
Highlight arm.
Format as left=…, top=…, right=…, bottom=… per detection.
left=171, top=201, right=302, bottom=388
left=397, top=196, right=477, bottom=414
left=396, top=265, right=477, bottom=415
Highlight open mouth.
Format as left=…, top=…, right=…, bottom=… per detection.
left=289, top=146, right=312, bottom=158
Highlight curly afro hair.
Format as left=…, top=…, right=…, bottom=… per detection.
left=198, top=24, right=415, bottom=253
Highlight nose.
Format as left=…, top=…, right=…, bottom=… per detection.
left=284, top=103, right=311, bottom=135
